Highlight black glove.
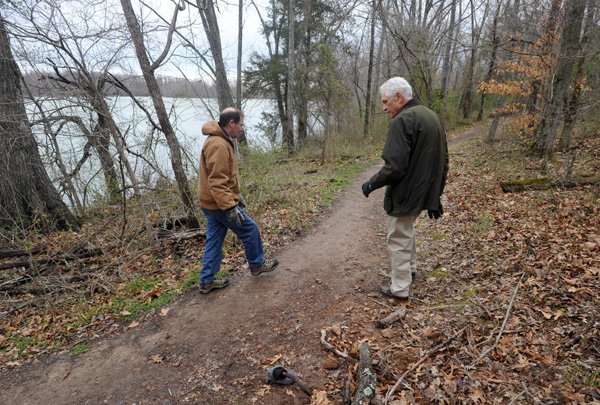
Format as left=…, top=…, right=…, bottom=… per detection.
left=226, top=206, right=245, bottom=226
left=362, top=182, right=373, bottom=198
left=427, top=203, right=444, bottom=219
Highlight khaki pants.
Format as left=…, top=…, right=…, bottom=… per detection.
left=386, top=215, right=418, bottom=297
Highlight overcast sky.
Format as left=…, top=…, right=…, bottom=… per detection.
left=148, top=0, right=268, bottom=80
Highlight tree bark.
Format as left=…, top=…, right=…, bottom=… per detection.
left=285, top=0, right=296, bottom=155
left=540, top=0, right=587, bottom=173
left=362, top=0, right=378, bottom=138
left=197, top=0, right=234, bottom=111
left=440, top=0, right=457, bottom=124
left=351, top=342, right=376, bottom=405
left=559, top=0, right=595, bottom=150
left=0, top=16, right=79, bottom=231
left=477, top=1, right=501, bottom=121
left=236, top=0, right=243, bottom=111
left=120, top=0, right=199, bottom=228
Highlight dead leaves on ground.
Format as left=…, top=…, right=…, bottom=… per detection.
left=303, top=132, right=599, bottom=403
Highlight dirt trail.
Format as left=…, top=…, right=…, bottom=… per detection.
left=1, top=164, right=393, bottom=404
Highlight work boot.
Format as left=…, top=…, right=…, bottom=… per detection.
left=250, top=258, right=279, bottom=276
left=199, top=279, right=229, bottom=294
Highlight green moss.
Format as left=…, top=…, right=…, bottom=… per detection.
left=69, top=342, right=88, bottom=356
left=430, top=266, right=449, bottom=280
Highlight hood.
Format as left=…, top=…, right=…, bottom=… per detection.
left=202, top=120, right=225, bottom=137
left=201, top=120, right=234, bottom=147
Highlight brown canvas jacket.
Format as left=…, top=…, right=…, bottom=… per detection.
left=198, top=121, right=241, bottom=211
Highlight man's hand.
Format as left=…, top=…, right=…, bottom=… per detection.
left=427, top=203, right=444, bottom=219
left=226, top=206, right=245, bottom=226
left=362, top=182, right=373, bottom=198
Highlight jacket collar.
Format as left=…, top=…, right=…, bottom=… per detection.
left=399, top=97, right=421, bottom=114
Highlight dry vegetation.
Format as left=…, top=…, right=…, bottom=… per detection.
left=1, top=121, right=598, bottom=404
left=0, top=137, right=381, bottom=366
left=316, top=125, right=599, bottom=403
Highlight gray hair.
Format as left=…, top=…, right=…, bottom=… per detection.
left=379, top=77, right=413, bottom=100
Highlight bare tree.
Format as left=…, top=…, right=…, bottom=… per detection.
left=286, top=0, right=295, bottom=154
left=363, top=0, right=379, bottom=137
left=120, top=0, right=199, bottom=228
left=0, top=15, right=78, bottom=231
left=559, top=0, right=596, bottom=150
left=440, top=0, right=457, bottom=124
left=539, top=0, right=587, bottom=172
left=236, top=0, right=243, bottom=110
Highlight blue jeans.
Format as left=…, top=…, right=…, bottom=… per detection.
left=200, top=207, right=264, bottom=284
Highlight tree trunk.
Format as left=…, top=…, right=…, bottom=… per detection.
left=0, top=16, right=78, bottom=231
left=477, top=1, right=501, bottom=121
left=236, top=0, right=243, bottom=111
left=540, top=0, right=587, bottom=173
left=197, top=0, right=234, bottom=111
left=296, top=0, right=312, bottom=148
left=531, top=0, right=563, bottom=156
left=559, top=0, right=595, bottom=150
left=440, top=0, right=456, bottom=124
left=363, top=0, right=378, bottom=137
left=120, top=0, right=199, bottom=228
left=285, top=0, right=296, bottom=155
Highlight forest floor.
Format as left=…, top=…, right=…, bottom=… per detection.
left=0, top=124, right=598, bottom=404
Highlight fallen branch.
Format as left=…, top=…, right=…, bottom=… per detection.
left=0, top=246, right=111, bottom=272
left=385, top=328, right=465, bottom=404
left=155, top=228, right=205, bottom=241
left=320, top=329, right=353, bottom=360
left=468, top=273, right=524, bottom=368
left=351, top=341, right=376, bottom=405
left=0, top=246, right=44, bottom=258
left=377, top=306, right=407, bottom=328
left=500, top=177, right=598, bottom=193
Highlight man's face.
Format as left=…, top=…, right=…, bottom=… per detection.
left=380, top=92, right=404, bottom=118
left=227, top=119, right=245, bottom=139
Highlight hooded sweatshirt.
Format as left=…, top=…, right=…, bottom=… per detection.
left=198, top=120, right=241, bottom=210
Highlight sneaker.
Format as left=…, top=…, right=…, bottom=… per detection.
left=379, top=284, right=409, bottom=301
left=199, top=279, right=229, bottom=294
left=250, top=258, right=279, bottom=276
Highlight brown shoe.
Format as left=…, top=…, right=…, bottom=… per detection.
left=379, top=284, right=409, bottom=301
left=250, top=258, right=279, bottom=276
left=199, top=279, right=229, bottom=294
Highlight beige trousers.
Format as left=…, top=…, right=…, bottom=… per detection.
left=386, top=215, right=418, bottom=297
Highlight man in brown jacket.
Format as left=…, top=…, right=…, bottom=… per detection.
left=198, top=107, right=278, bottom=293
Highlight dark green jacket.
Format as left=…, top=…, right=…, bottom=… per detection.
left=369, top=99, right=448, bottom=217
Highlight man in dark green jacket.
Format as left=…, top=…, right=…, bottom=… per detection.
left=362, top=77, right=448, bottom=300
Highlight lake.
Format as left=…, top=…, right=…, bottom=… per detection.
left=27, top=97, right=275, bottom=206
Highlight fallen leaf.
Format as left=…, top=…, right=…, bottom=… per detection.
left=210, top=384, right=223, bottom=392
left=468, top=387, right=486, bottom=403
left=310, top=390, right=332, bottom=405
left=265, top=354, right=282, bottom=365
left=160, top=308, right=170, bottom=317
left=128, top=321, right=140, bottom=328
left=150, top=354, right=163, bottom=363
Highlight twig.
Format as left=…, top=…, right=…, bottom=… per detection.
left=320, top=329, right=353, bottom=360
left=468, top=273, right=525, bottom=368
left=366, top=296, right=392, bottom=310
left=565, top=315, right=596, bottom=349
left=384, top=328, right=465, bottom=403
